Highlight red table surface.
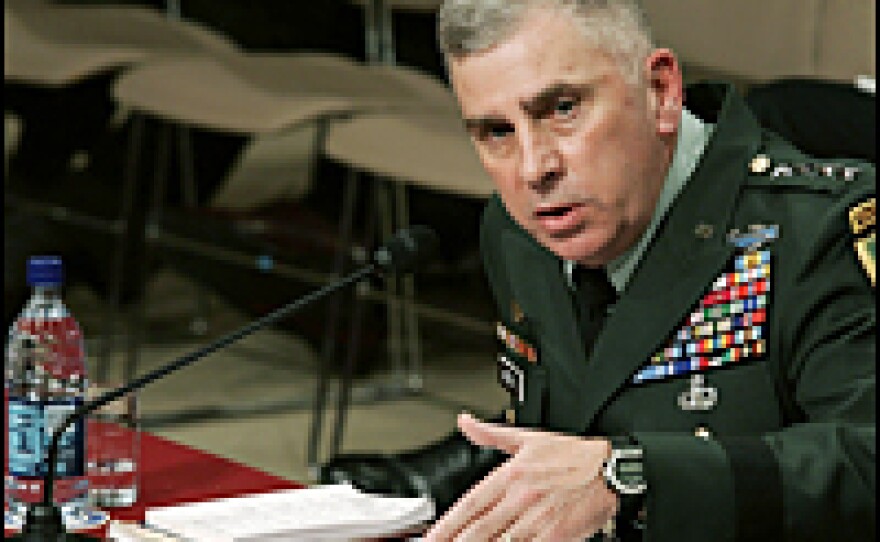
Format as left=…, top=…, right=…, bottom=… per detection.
left=114, top=430, right=302, bottom=521
left=6, top=430, right=302, bottom=538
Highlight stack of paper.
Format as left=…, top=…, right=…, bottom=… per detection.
left=112, top=485, right=433, bottom=541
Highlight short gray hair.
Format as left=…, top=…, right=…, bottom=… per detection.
left=438, top=0, right=654, bottom=85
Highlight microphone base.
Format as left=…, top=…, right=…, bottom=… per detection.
left=7, top=503, right=100, bottom=542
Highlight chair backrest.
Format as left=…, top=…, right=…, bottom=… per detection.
left=5, top=1, right=239, bottom=86
left=642, top=0, right=875, bottom=83
left=746, top=79, right=876, bottom=163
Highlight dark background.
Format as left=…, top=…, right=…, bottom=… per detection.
left=5, top=0, right=491, bottom=367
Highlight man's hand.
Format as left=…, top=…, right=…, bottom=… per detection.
left=424, top=413, right=619, bottom=541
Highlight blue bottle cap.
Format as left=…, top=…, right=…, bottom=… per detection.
left=27, top=255, right=64, bottom=287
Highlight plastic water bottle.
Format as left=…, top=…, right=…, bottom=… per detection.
left=4, top=256, right=105, bottom=532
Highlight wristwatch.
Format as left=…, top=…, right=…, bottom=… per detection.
left=603, top=438, right=647, bottom=496
left=602, top=436, right=648, bottom=535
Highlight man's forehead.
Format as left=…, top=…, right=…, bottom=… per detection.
left=447, top=9, right=616, bottom=115
left=450, top=52, right=612, bottom=121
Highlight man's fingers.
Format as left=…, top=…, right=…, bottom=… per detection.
left=455, top=487, right=542, bottom=541
left=424, top=461, right=511, bottom=541
left=501, top=494, right=555, bottom=541
left=457, top=412, right=526, bottom=454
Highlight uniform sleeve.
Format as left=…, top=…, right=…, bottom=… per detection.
left=633, top=178, right=876, bottom=542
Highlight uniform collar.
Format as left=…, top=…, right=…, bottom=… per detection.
left=564, top=107, right=715, bottom=293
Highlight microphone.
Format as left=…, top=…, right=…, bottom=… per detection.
left=9, top=227, right=438, bottom=542
left=372, top=225, right=438, bottom=273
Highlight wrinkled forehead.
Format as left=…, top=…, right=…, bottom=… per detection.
left=448, top=11, right=620, bottom=117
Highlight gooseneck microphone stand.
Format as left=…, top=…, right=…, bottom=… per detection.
left=10, top=227, right=438, bottom=542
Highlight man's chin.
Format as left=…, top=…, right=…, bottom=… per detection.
left=538, top=233, right=609, bottom=266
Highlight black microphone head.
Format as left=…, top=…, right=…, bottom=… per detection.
left=373, top=226, right=439, bottom=272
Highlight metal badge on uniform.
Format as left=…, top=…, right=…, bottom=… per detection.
left=497, top=354, right=525, bottom=404
left=677, top=374, right=719, bottom=411
left=726, top=224, right=779, bottom=251
left=632, top=224, right=777, bottom=385
left=849, top=198, right=876, bottom=286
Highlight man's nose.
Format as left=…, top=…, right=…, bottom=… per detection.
left=519, top=126, right=561, bottom=190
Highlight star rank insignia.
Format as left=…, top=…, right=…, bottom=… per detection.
left=748, top=153, right=862, bottom=182
left=849, top=198, right=876, bottom=286
left=749, top=154, right=772, bottom=174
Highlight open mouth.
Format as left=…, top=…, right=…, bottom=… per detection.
left=535, top=205, right=576, bottom=218
left=534, top=203, right=585, bottom=233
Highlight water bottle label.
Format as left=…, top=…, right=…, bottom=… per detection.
left=7, top=397, right=85, bottom=478
left=7, top=400, right=42, bottom=476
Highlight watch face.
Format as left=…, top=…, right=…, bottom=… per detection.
left=607, top=447, right=647, bottom=495
left=616, top=457, right=645, bottom=489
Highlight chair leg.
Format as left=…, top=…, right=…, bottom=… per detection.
left=307, top=166, right=360, bottom=474
left=98, top=115, right=144, bottom=384
left=123, top=122, right=171, bottom=382
left=176, top=125, right=211, bottom=336
left=377, top=179, right=404, bottom=390
left=394, top=182, right=423, bottom=392
left=328, top=181, right=379, bottom=459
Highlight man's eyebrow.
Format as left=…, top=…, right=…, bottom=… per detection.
left=462, top=83, right=586, bottom=131
left=520, top=83, right=583, bottom=115
left=463, top=116, right=509, bottom=133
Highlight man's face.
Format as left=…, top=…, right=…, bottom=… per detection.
left=449, top=8, right=678, bottom=266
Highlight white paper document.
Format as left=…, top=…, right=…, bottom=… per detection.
left=130, top=485, right=433, bottom=542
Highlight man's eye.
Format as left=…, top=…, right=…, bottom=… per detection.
left=555, top=98, right=577, bottom=116
left=484, top=124, right=514, bottom=141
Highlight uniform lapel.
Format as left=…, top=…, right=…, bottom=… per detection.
left=500, top=228, right=590, bottom=394
left=575, top=84, right=765, bottom=430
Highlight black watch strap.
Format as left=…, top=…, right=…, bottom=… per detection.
left=605, top=436, right=648, bottom=533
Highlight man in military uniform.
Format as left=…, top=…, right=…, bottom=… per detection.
left=321, top=1, right=876, bottom=540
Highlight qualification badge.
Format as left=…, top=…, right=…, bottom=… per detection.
left=849, top=198, right=876, bottom=286
left=495, top=320, right=538, bottom=409
left=677, top=374, right=719, bottom=411
left=633, top=225, right=778, bottom=413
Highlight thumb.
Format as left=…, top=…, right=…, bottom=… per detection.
left=457, top=412, right=525, bottom=455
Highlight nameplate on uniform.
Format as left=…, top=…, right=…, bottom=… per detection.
left=633, top=225, right=777, bottom=384
left=497, top=355, right=525, bottom=404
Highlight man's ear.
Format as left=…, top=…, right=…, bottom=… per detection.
left=644, top=48, right=683, bottom=136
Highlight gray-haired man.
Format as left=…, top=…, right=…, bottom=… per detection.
left=324, top=2, right=876, bottom=540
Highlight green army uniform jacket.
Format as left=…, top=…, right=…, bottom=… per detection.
left=480, top=82, right=875, bottom=541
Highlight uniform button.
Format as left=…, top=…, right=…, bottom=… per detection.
left=694, top=223, right=715, bottom=239
left=694, top=425, right=713, bottom=440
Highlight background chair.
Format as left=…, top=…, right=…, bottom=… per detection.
left=746, top=78, right=876, bottom=164
left=319, top=109, right=494, bottom=464
left=107, top=49, right=461, bottom=474
left=3, top=1, right=240, bottom=337
left=642, top=0, right=875, bottom=85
